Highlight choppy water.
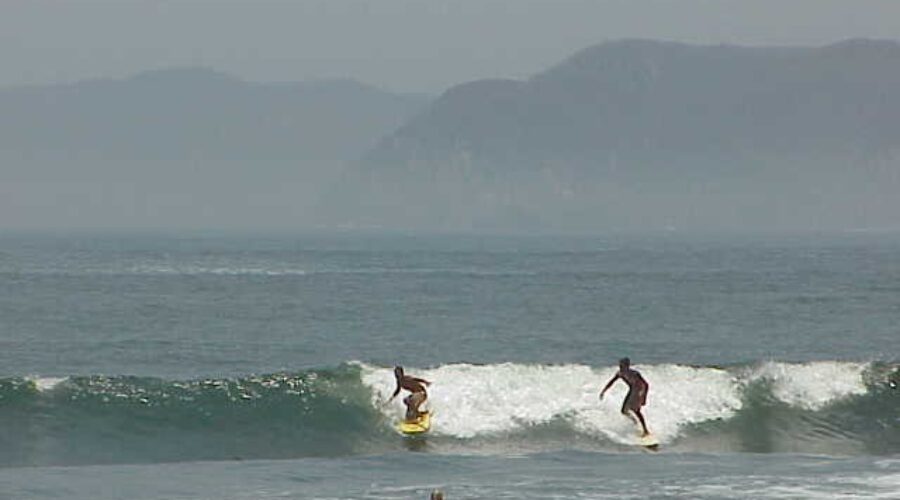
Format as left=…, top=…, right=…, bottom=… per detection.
left=1, top=231, right=898, bottom=498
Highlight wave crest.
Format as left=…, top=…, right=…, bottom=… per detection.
left=1, top=360, right=896, bottom=466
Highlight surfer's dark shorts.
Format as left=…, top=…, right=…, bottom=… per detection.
left=624, top=387, right=647, bottom=410
left=403, top=391, right=426, bottom=408
left=403, top=391, right=427, bottom=420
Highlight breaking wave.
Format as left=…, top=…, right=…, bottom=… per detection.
left=0, top=360, right=896, bottom=466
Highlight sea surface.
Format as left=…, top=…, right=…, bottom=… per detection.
left=0, top=231, right=897, bottom=499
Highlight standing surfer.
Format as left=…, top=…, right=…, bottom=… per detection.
left=389, top=366, right=431, bottom=422
left=599, top=357, right=651, bottom=436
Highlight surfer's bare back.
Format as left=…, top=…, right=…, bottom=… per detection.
left=600, top=357, right=651, bottom=436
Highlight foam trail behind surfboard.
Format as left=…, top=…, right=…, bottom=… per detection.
left=360, top=362, right=744, bottom=444
left=363, top=362, right=600, bottom=437
left=576, top=364, right=744, bottom=445
left=358, top=361, right=871, bottom=446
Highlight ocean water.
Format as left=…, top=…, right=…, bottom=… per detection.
left=0, top=231, right=897, bottom=499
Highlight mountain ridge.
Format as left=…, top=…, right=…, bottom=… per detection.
left=0, top=67, right=430, bottom=165
left=333, top=39, right=900, bottom=231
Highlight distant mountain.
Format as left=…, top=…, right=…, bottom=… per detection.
left=334, top=39, right=900, bottom=231
left=0, top=67, right=428, bottom=171
left=0, top=68, right=430, bottom=230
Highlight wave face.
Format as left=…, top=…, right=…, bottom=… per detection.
left=0, top=367, right=385, bottom=467
left=1, top=361, right=896, bottom=466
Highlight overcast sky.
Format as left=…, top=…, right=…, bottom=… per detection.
left=3, top=0, right=899, bottom=94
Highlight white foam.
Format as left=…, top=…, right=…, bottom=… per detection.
left=748, top=361, right=869, bottom=410
left=359, top=362, right=742, bottom=445
left=28, top=376, right=67, bottom=392
left=361, top=363, right=596, bottom=438
left=575, top=364, right=742, bottom=445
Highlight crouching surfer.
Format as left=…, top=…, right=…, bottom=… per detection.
left=599, top=357, right=651, bottom=437
left=389, top=366, right=431, bottom=422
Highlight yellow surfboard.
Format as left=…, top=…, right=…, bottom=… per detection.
left=397, top=411, right=432, bottom=435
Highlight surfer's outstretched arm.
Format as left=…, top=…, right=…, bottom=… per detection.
left=412, top=377, right=431, bottom=386
left=388, top=381, right=401, bottom=401
left=599, top=374, right=620, bottom=399
left=388, top=366, right=406, bottom=401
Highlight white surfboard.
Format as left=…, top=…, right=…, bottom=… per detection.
left=638, top=432, right=660, bottom=450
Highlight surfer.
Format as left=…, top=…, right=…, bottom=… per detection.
left=599, top=357, right=651, bottom=436
left=388, top=366, right=431, bottom=421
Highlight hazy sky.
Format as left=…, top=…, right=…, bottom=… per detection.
left=3, top=0, right=899, bottom=93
